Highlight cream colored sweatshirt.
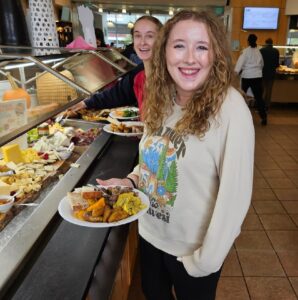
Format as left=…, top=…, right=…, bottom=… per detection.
left=130, top=87, right=255, bottom=277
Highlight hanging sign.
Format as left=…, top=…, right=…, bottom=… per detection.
left=77, top=5, right=97, bottom=48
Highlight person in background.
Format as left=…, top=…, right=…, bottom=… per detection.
left=94, top=28, right=107, bottom=47
left=260, top=38, right=279, bottom=109
left=292, top=49, right=298, bottom=68
left=65, top=16, right=162, bottom=117
left=97, top=10, right=254, bottom=300
left=235, top=34, right=267, bottom=125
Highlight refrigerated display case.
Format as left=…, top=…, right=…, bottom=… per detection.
left=0, top=46, right=140, bottom=299
left=271, top=45, right=298, bottom=103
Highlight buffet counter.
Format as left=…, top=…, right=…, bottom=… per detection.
left=2, top=134, right=140, bottom=300
left=0, top=47, right=140, bottom=300
left=271, top=71, right=298, bottom=103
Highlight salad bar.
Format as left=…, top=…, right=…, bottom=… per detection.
left=0, top=119, right=103, bottom=232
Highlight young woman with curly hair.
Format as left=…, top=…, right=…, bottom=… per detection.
left=98, top=10, right=254, bottom=300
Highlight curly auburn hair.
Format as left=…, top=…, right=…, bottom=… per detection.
left=143, top=10, right=234, bottom=137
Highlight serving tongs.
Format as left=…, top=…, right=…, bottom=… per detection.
left=14, top=202, right=39, bottom=207
left=11, top=191, right=39, bottom=207
left=107, top=116, right=122, bottom=126
left=55, top=111, right=70, bottom=124
left=0, top=170, right=15, bottom=177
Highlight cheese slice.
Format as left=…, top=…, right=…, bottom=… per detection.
left=1, top=144, right=24, bottom=164
left=0, top=185, right=18, bottom=195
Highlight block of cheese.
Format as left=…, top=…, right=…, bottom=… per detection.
left=0, top=185, right=18, bottom=195
left=1, top=144, right=24, bottom=164
left=0, top=180, right=18, bottom=195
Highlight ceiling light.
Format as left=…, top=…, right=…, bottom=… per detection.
left=122, top=8, right=127, bottom=14
left=127, top=21, right=134, bottom=29
left=169, top=8, right=174, bottom=16
left=107, top=20, right=115, bottom=28
left=145, top=9, right=150, bottom=15
left=98, top=7, right=103, bottom=13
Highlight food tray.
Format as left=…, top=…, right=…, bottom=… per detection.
left=62, top=119, right=105, bottom=130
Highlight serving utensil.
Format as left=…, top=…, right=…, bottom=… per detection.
left=0, top=170, right=15, bottom=177
left=107, top=116, right=122, bottom=126
left=14, top=203, right=39, bottom=207
left=55, top=113, right=68, bottom=124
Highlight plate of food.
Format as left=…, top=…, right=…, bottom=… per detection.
left=109, top=107, right=139, bottom=120
left=58, top=185, right=149, bottom=228
left=63, top=108, right=111, bottom=122
left=103, top=121, right=144, bottom=137
left=80, top=109, right=111, bottom=122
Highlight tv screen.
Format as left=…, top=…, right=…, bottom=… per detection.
left=243, top=7, right=279, bottom=30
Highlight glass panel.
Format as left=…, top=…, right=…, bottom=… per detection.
left=103, top=13, right=171, bottom=48
left=54, top=52, right=122, bottom=93
left=98, top=48, right=136, bottom=71
left=0, top=49, right=127, bottom=146
left=0, top=56, right=85, bottom=143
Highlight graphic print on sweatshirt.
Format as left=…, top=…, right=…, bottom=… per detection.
left=139, top=126, right=186, bottom=223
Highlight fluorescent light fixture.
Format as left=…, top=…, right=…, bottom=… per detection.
left=122, top=8, right=126, bottom=13
left=169, top=8, right=174, bottom=16
left=273, top=45, right=298, bottom=49
left=3, top=58, right=64, bottom=70
left=4, top=62, right=34, bottom=70
left=98, top=7, right=103, bottom=13
left=145, top=9, right=150, bottom=14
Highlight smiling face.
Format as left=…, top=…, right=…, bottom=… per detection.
left=133, top=19, right=159, bottom=62
left=166, top=20, right=214, bottom=103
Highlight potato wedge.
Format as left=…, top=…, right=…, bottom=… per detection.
left=108, top=208, right=129, bottom=223
left=103, top=205, right=112, bottom=222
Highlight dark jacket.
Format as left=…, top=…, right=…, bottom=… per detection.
left=260, top=45, right=280, bottom=80
left=84, top=63, right=144, bottom=109
left=122, top=43, right=135, bottom=59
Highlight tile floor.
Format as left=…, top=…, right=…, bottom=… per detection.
left=128, top=104, right=298, bottom=300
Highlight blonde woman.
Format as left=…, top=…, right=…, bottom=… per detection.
left=66, top=16, right=162, bottom=116
left=98, top=10, right=254, bottom=300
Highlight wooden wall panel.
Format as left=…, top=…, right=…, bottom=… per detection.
left=231, top=0, right=284, bottom=7
left=229, top=0, right=289, bottom=61
left=54, top=0, right=71, bottom=7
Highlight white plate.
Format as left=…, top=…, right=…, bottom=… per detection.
left=58, top=187, right=149, bottom=228
left=103, top=121, right=144, bottom=137
left=109, top=107, right=139, bottom=120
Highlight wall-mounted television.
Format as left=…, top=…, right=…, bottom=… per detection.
left=243, top=7, right=279, bottom=30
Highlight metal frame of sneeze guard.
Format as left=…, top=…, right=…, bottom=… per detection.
left=0, top=47, right=132, bottom=147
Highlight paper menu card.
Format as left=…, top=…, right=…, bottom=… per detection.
left=0, top=99, right=28, bottom=152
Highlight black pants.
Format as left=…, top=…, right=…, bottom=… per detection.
left=241, top=77, right=267, bottom=121
left=139, top=237, right=222, bottom=300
